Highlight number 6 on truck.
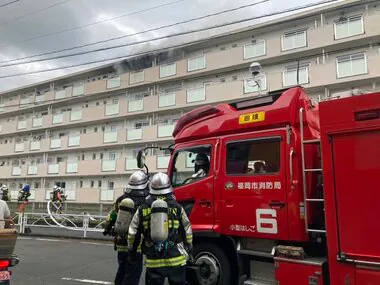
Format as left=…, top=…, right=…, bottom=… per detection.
left=256, top=209, right=278, bottom=234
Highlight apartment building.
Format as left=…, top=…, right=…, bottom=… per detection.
left=0, top=0, right=379, bottom=204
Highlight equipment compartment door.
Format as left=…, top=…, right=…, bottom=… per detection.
left=169, top=140, right=216, bottom=232
left=332, top=130, right=380, bottom=262
left=217, top=130, right=289, bottom=240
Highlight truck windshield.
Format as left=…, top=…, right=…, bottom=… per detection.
left=171, top=145, right=212, bottom=187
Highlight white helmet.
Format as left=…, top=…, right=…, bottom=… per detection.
left=126, top=171, right=149, bottom=192
left=53, top=185, right=59, bottom=190
left=1, top=184, right=7, bottom=191
left=149, top=172, right=172, bottom=195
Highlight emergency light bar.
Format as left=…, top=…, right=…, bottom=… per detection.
left=172, top=105, right=220, bottom=137
left=230, top=87, right=293, bottom=111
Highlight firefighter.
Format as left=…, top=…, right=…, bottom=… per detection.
left=105, top=171, right=149, bottom=285
left=17, top=184, right=31, bottom=202
left=128, top=172, right=193, bottom=285
left=0, top=185, right=10, bottom=202
left=192, top=153, right=209, bottom=178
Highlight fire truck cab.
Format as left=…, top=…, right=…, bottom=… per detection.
left=137, top=84, right=380, bottom=284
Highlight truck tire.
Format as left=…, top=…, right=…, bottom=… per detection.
left=193, top=243, right=232, bottom=285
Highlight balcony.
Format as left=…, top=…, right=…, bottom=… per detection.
left=50, top=138, right=61, bottom=149
left=30, top=141, right=41, bottom=151
left=35, top=94, right=45, bottom=104
left=103, top=132, right=118, bottom=143
left=187, top=87, right=206, bottom=103
left=17, top=120, right=27, bottom=130
left=48, top=163, right=60, bottom=174
left=52, top=114, right=63, bottom=125
left=128, top=98, right=144, bottom=112
left=159, top=92, right=176, bottom=108
left=100, top=189, right=114, bottom=202
left=102, top=160, right=116, bottom=172
left=72, top=84, right=84, bottom=97
left=68, top=135, right=80, bottom=147
left=105, top=103, right=120, bottom=116
left=32, top=117, right=43, bottom=128
left=20, top=97, right=31, bottom=107
left=55, top=90, right=66, bottom=100
left=70, top=109, right=82, bottom=121
left=125, top=158, right=138, bottom=170
left=14, top=142, right=25, bottom=152
left=12, top=166, right=21, bottom=176
left=27, top=165, right=38, bottom=175
left=66, top=162, right=78, bottom=173
left=126, top=128, right=142, bottom=141
left=157, top=156, right=170, bottom=169
left=106, top=76, right=121, bottom=89
left=158, top=124, right=175, bottom=138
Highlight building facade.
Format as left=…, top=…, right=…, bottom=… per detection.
left=0, top=0, right=378, bottom=204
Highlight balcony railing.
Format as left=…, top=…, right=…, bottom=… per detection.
left=17, top=120, right=27, bottom=130
left=27, top=165, right=38, bottom=175
left=52, top=114, right=63, bottom=124
left=55, top=90, right=66, bottom=100
left=66, top=162, right=78, bottom=173
left=105, top=103, right=120, bottom=116
left=50, top=138, right=61, bottom=149
left=48, top=164, right=59, bottom=174
left=106, top=76, right=121, bottom=89
left=159, top=92, right=176, bottom=108
left=72, top=85, right=84, bottom=97
left=103, top=132, right=118, bottom=143
left=187, top=87, right=206, bottom=103
left=12, top=166, right=21, bottom=176
left=70, top=109, right=82, bottom=121
left=100, top=189, right=114, bottom=201
left=68, top=135, right=80, bottom=147
left=14, top=142, right=25, bottom=152
left=125, top=159, right=138, bottom=170
left=158, top=124, right=175, bottom=138
left=32, top=117, right=43, bottom=127
left=102, top=160, right=116, bottom=172
left=30, top=141, right=41, bottom=151
left=127, top=129, right=142, bottom=141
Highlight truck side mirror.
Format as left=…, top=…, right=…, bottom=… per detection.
left=136, top=149, right=146, bottom=169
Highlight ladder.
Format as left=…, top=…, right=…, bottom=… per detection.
left=299, top=108, right=326, bottom=234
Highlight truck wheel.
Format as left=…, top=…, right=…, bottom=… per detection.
left=193, top=243, right=231, bottom=285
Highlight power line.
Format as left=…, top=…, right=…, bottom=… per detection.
left=0, top=0, right=185, bottom=49
left=0, top=0, right=335, bottom=69
left=0, top=0, right=268, bottom=65
left=0, top=0, right=19, bottom=8
left=0, top=0, right=72, bottom=26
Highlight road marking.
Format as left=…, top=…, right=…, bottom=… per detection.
left=17, top=237, right=33, bottom=240
left=80, top=242, right=113, bottom=247
left=62, top=277, right=113, bottom=284
left=36, top=238, right=64, bottom=242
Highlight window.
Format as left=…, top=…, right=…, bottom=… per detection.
left=92, top=153, right=96, bottom=160
left=244, top=75, right=267, bottom=93
left=80, top=180, right=83, bottom=188
left=98, top=180, right=102, bottom=187
left=100, top=153, right=104, bottom=159
left=336, top=53, right=367, bottom=78
left=226, top=138, right=281, bottom=175
left=160, top=62, right=177, bottom=78
left=281, top=29, right=307, bottom=51
left=188, top=55, right=206, bottom=72
left=34, top=182, right=40, bottom=189
left=334, top=15, right=364, bottom=40
left=171, top=145, right=211, bottom=187
left=244, top=40, right=266, bottom=59
left=283, top=64, right=310, bottom=87
left=90, top=180, right=94, bottom=188
left=130, top=71, right=144, bottom=84
left=108, top=181, right=114, bottom=189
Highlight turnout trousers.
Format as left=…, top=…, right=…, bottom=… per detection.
left=115, top=251, right=143, bottom=285
left=145, top=265, right=186, bottom=285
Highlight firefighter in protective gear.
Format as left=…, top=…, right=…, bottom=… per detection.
left=0, top=185, right=10, bottom=201
left=106, top=171, right=149, bottom=285
left=17, top=184, right=31, bottom=202
left=192, top=153, right=209, bottom=178
left=128, top=172, right=193, bottom=285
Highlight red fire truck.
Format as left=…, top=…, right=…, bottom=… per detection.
left=137, top=84, right=380, bottom=284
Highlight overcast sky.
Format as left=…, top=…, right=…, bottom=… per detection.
left=0, top=0, right=341, bottom=92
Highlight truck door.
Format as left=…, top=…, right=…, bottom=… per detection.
left=217, top=130, right=289, bottom=240
left=331, top=130, right=380, bottom=266
left=169, top=140, right=216, bottom=232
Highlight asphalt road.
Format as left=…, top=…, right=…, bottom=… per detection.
left=11, top=237, right=126, bottom=285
